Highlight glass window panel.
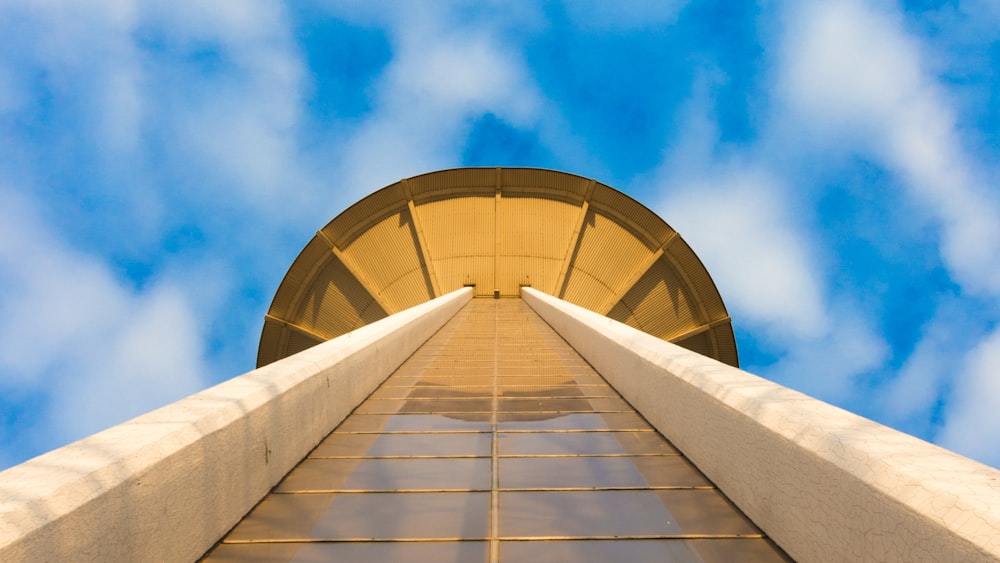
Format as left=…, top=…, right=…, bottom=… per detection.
left=205, top=541, right=490, bottom=562
left=499, top=490, right=759, bottom=538
left=496, top=376, right=606, bottom=386
left=384, top=376, right=496, bottom=387
left=336, top=414, right=492, bottom=433
left=312, top=432, right=492, bottom=458
left=499, top=431, right=678, bottom=456
left=499, top=456, right=709, bottom=489
left=498, top=398, right=631, bottom=413
left=226, top=492, right=490, bottom=541
left=355, top=398, right=493, bottom=414
left=499, top=386, right=620, bottom=398
left=499, top=539, right=789, bottom=563
left=371, top=386, right=492, bottom=399
left=498, top=412, right=652, bottom=431
left=277, top=458, right=492, bottom=491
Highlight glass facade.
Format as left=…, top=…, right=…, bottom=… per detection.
left=205, top=299, right=789, bottom=562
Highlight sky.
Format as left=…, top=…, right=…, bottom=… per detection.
left=1, top=0, right=999, bottom=471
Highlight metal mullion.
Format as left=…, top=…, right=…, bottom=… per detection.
left=488, top=300, right=500, bottom=563
left=222, top=536, right=492, bottom=544
left=273, top=488, right=492, bottom=494
left=310, top=454, right=491, bottom=460
left=495, top=429, right=656, bottom=433
left=364, top=396, right=498, bottom=401
left=496, top=485, right=717, bottom=492
left=496, top=453, right=682, bottom=458
left=495, top=534, right=767, bottom=541
left=333, top=430, right=491, bottom=435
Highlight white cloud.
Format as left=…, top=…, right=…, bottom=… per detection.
left=764, top=303, right=888, bottom=401
left=0, top=188, right=209, bottom=448
left=779, top=0, right=1000, bottom=296
left=884, top=322, right=953, bottom=423
left=774, top=0, right=1000, bottom=467
left=328, top=3, right=545, bottom=195
left=660, top=171, right=828, bottom=339
left=937, top=327, right=1000, bottom=467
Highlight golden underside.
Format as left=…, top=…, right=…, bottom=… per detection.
left=258, top=168, right=737, bottom=368
left=212, top=300, right=785, bottom=562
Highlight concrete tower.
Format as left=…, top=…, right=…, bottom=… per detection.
left=1, top=169, right=999, bottom=562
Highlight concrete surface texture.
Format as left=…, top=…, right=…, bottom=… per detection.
left=521, top=287, right=1000, bottom=562
left=0, top=287, right=472, bottom=562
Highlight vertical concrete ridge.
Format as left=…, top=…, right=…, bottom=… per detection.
left=0, top=287, right=473, bottom=563
left=521, top=287, right=1000, bottom=562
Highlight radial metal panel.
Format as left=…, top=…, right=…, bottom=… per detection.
left=257, top=168, right=737, bottom=367
left=561, top=209, right=655, bottom=311
left=590, top=182, right=676, bottom=247
left=322, top=181, right=408, bottom=247
left=341, top=208, right=432, bottom=311
left=418, top=195, right=496, bottom=296
left=607, top=257, right=701, bottom=340
left=292, top=255, right=386, bottom=338
left=496, top=195, right=579, bottom=295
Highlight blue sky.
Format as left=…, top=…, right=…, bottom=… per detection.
left=1, top=0, right=999, bottom=470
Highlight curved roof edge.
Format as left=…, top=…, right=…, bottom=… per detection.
left=258, top=167, right=738, bottom=367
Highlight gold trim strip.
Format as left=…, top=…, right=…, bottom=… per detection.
left=316, top=230, right=395, bottom=314
left=667, top=316, right=732, bottom=343
left=308, top=453, right=682, bottom=459
left=403, top=179, right=441, bottom=297
left=271, top=485, right=715, bottom=494
left=221, top=534, right=766, bottom=545
left=264, top=314, right=327, bottom=342
left=357, top=409, right=635, bottom=415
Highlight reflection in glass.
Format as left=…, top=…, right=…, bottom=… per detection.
left=206, top=299, right=788, bottom=562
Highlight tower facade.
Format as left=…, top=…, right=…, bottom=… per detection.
left=1, top=169, right=999, bottom=562
left=258, top=167, right=737, bottom=368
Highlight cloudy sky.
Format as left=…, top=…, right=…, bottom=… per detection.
left=1, top=0, right=999, bottom=471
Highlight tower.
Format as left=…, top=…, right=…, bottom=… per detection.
left=1, top=169, right=998, bottom=562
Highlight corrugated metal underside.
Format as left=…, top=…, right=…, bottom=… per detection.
left=258, top=168, right=737, bottom=368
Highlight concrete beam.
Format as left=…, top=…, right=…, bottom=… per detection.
left=0, top=287, right=473, bottom=562
left=522, top=287, right=1000, bottom=562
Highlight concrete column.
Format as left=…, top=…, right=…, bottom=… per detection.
left=522, top=287, right=1000, bottom=562
left=0, top=287, right=473, bottom=562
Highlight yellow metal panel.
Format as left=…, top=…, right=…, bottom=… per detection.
left=432, top=256, right=495, bottom=296
left=672, top=330, right=714, bottom=358
left=402, top=183, right=441, bottom=297
left=284, top=330, right=325, bottom=357
left=496, top=195, right=580, bottom=295
left=561, top=267, right=617, bottom=311
left=292, top=256, right=387, bottom=338
left=418, top=196, right=495, bottom=295
left=268, top=237, right=333, bottom=320
left=495, top=256, right=563, bottom=296
left=379, top=267, right=438, bottom=311
left=341, top=209, right=432, bottom=312
left=710, top=324, right=740, bottom=367
left=590, top=183, right=676, bottom=247
left=562, top=209, right=654, bottom=311
left=500, top=168, right=591, bottom=202
left=417, top=196, right=495, bottom=259
left=408, top=168, right=497, bottom=201
left=607, top=257, right=700, bottom=339
left=261, top=167, right=737, bottom=367
left=323, top=182, right=407, bottom=248
left=665, top=237, right=728, bottom=322
left=256, top=318, right=285, bottom=367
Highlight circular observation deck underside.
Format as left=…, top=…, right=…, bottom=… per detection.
left=258, top=168, right=738, bottom=368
